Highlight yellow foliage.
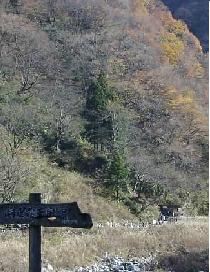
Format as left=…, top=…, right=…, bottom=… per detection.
left=161, top=33, right=184, bottom=64
left=169, top=93, right=194, bottom=108
left=164, top=86, right=208, bottom=130
left=159, top=12, right=185, bottom=36
left=167, top=20, right=186, bottom=37
left=187, top=62, right=205, bottom=78
left=164, top=87, right=195, bottom=108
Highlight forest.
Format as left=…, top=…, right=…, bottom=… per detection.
left=0, top=0, right=208, bottom=216
left=0, top=0, right=209, bottom=271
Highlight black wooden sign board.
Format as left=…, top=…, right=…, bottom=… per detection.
left=0, top=193, right=93, bottom=272
left=0, top=203, right=92, bottom=228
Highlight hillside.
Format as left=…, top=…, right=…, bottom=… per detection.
left=0, top=0, right=208, bottom=215
left=0, top=125, right=137, bottom=222
left=162, top=0, right=209, bottom=52
left=0, top=0, right=208, bottom=271
left=0, top=0, right=208, bottom=217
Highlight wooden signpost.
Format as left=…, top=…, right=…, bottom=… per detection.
left=0, top=193, right=93, bottom=272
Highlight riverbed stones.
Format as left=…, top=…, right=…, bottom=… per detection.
left=42, top=254, right=162, bottom=272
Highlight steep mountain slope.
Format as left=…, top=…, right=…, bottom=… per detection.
left=0, top=0, right=208, bottom=215
left=162, top=0, right=209, bottom=51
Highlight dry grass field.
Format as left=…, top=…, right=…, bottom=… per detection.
left=0, top=219, right=208, bottom=271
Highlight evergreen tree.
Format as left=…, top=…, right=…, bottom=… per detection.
left=84, top=73, right=114, bottom=151
left=105, top=152, right=129, bottom=200
left=86, top=73, right=114, bottom=111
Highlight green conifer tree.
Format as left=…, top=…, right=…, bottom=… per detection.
left=84, top=73, right=114, bottom=151
left=105, top=152, right=129, bottom=200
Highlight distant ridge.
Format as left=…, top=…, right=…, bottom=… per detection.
left=162, top=0, right=209, bottom=52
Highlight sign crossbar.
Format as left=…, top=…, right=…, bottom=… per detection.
left=0, top=202, right=92, bottom=228
left=0, top=193, right=93, bottom=272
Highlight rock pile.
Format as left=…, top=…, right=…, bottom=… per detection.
left=72, top=255, right=158, bottom=272
left=42, top=255, right=162, bottom=272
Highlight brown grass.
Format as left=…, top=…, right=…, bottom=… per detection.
left=17, top=151, right=136, bottom=222
left=0, top=220, right=208, bottom=271
left=0, top=233, right=28, bottom=272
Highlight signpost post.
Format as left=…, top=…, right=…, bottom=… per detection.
left=0, top=193, right=93, bottom=272
left=29, top=193, right=42, bottom=272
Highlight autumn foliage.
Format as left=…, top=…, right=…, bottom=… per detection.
left=0, top=0, right=208, bottom=216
